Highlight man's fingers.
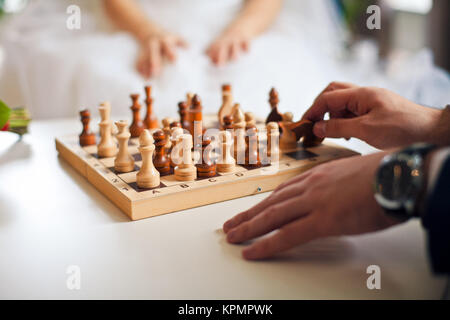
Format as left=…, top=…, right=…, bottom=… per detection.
left=241, top=40, right=249, bottom=52
left=148, top=40, right=161, bottom=77
left=242, top=216, right=319, bottom=260
left=313, top=117, right=364, bottom=139
left=229, top=42, right=239, bottom=61
left=223, top=179, right=309, bottom=233
left=226, top=194, right=311, bottom=244
left=176, top=37, right=188, bottom=48
left=216, top=44, right=228, bottom=66
left=303, top=87, right=370, bottom=122
left=161, top=40, right=177, bottom=62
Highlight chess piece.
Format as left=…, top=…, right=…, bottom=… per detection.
left=232, top=104, right=246, bottom=163
left=217, top=131, right=235, bottom=173
left=79, top=109, right=96, bottom=146
left=266, top=87, right=283, bottom=124
left=189, top=94, right=203, bottom=148
left=99, top=101, right=114, bottom=135
left=170, top=127, right=184, bottom=169
left=267, top=122, right=280, bottom=164
left=178, top=102, right=190, bottom=131
left=114, top=120, right=135, bottom=173
left=186, top=92, right=194, bottom=108
left=170, top=121, right=182, bottom=129
left=143, top=85, right=159, bottom=129
left=196, top=135, right=216, bottom=178
left=245, top=126, right=261, bottom=168
left=245, top=112, right=256, bottom=128
left=174, top=134, right=197, bottom=181
left=153, top=130, right=171, bottom=176
left=223, top=115, right=234, bottom=131
left=136, top=130, right=160, bottom=189
left=162, top=117, right=174, bottom=150
left=279, top=112, right=297, bottom=151
left=98, top=105, right=117, bottom=158
left=129, top=94, right=145, bottom=138
left=289, top=119, right=324, bottom=148
left=218, top=84, right=233, bottom=127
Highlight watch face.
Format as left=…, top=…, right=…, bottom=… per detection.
left=375, top=158, right=417, bottom=205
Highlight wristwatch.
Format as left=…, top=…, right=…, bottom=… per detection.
left=374, top=143, right=436, bottom=220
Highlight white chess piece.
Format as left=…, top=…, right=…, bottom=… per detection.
left=136, top=129, right=160, bottom=188
left=174, top=134, right=197, bottom=181
left=114, top=120, right=134, bottom=172
left=232, top=105, right=246, bottom=164
left=217, top=131, right=235, bottom=173
left=267, top=122, right=280, bottom=164
left=97, top=105, right=117, bottom=158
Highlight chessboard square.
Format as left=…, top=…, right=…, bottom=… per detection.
left=108, top=164, right=140, bottom=175
left=83, top=145, right=97, bottom=154
left=160, top=174, right=184, bottom=186
left=285, top=149, right=318, bottom=161
left=117, top=171, right=137, bottom=184
left=133, top=153, right=142, bottom=161
left=128, top=181, right=167, bottom=193
left=99, top=157, right=115, bottom=167
left=217, top=165, right=247, bottom=176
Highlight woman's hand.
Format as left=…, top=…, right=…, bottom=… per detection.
left=136, top=31, right=187, bottom=78
left=302, top=82, right=442, bottom=149
left=223, top=152, right=402, bottom=260
left=206, top=30, right=249, bottom=66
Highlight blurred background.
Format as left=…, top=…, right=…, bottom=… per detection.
left=0, top=0, right=449, bottom=121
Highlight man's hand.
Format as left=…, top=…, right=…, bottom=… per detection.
left=302, top=82, right=442, bottom=149
left=206, top=30, right=249, bottom=66
left=223, top=152, right=401, bottom=260
left=136, top=31, right=187, bottom=78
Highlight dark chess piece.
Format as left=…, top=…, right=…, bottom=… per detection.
left=153, top=130, right=171, bottom=176
left=143, top=86, right=159, bottom=129
left=178, top=101, right=190, bottom=132
left=222, top=115, right=234, bottom=131
left=129, top=94, right=145, bottom=138
left=196, top=135, right=216, bottom=178
left=265, top=87, right=283, bottom=124
left=79, top=109, right=96, bottom=146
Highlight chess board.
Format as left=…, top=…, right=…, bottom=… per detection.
left=55, top=115, right=359, bottom=220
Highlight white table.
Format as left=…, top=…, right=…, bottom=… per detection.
left=0, top=118, right=447, bottom=299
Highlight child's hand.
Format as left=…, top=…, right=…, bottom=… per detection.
left=136, top=30, right=187, bottom=78
left=206, top=30, right=250, bottom=66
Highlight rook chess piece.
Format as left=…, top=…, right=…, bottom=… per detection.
left=153, top=130, right=171, bottom=176
left=174, top=134, right=197, bottom=181
left=129, top=94, right=145, bottom=138
left=266, top=87, right=283, bottom=124
left=114, top=120, right=135, bottom=172
left=217, top=131, right=235, bottom=173
left=196, top=135, right=216, bottom=178
left=143, top=85, right=159, bottom=129
left=79, top=109, right=96, bottom=146
left=136, top=130, right=160, bottom=189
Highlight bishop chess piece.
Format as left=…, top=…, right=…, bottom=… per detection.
left=129, top=93, right=145, bottom=138
left=136, top=130, right=160, bottom=189
left=245, top=126, right=261, bottom=168
left=79, top=109, right=96, bottom=146
left=196, top=135, right=216, bottom=178
left=114, top=120, right=135, bottom=173
left=218, top=84, right=233, bottom=128
left=143, top=85, right=159, bottom=129
left=98, top=104, right=117, bottom=158
left=174, top=134, right=197, bottom=181
left=153, top=130, right=171, bottom=176
left=265, top=87, right=283, bottom=124
left=217, top=131, right=235, bottom=173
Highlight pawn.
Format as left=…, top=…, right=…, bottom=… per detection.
left=136, top=130, right=160, bottom=189
left=175, top=134, right=197, bottom=181
left=245, top=126, right=261, bottom=168
left=79, top=109, right=96, bottom=146
left=217, top=131, right=235, bottom=173
left=170, top=127, right=184, bottom=169
left=244, top=112, right=256, bottom=128
left=114, top=120, right=135, bottom=173
left=196, top=135, right=216, bottom=178
left=129, top=94, right=145, bottom=138
left=223, top=115, right=234, bottom=131
left=267, top=122, right=280, bottom=164
left=162, top=117, right=174, bottom=150
left=153, top=130, right=171, bottom=176
left=232, top=105, right=246, bottom=163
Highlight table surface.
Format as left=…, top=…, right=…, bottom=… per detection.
left=0, top=118, right=447, bottom=299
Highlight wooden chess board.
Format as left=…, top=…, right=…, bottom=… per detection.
left=55, top=115, right=359, bottom=220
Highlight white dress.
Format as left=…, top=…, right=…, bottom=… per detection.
left=1, top=0, right=449, bottom=120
